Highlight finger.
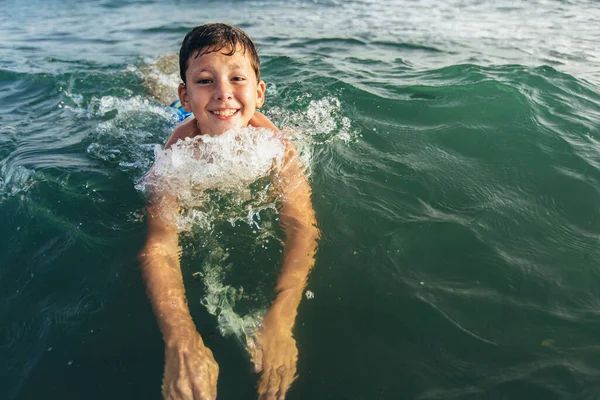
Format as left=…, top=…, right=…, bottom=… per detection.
left=246, top=335, right=256, bottom=356
left=277, top=364, right=295, bottom=400
left=253, top=348, right=264, bottom=373
left=192, top=386, right=215, bottom=400
left=265, top=367, right=282, bottom=400
left=162, top=380, right=169, bottom=399
left=183, top=354, right=212, bottom=400
left=191, top=384, right=205, bottom=400
left=209, top=365, right=219, bottom=400
left=162, top=385, right=171, bottom=400
left=257, top=367, right=269, bottom=397
left=189, top=373, right=213, bottom=400
left=174, top=361, right=193, bottom=399
left=257, top=367, right=277, bottom=400
left=247, top=334, right=263, bottom=372
left=174, top=380, right=193, bottom=400
left=164, top=377, right=186, bottom=400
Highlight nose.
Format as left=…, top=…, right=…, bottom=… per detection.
left=213, top=79, right=233, bottom=101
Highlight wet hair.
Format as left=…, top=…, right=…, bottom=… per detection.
left=179, top=23, right=261, bottom=84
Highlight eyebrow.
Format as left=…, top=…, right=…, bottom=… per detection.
left=193, top=63, right=244, bottom=75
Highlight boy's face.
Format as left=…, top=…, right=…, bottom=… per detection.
left=178, top=47, right=265, bottom=136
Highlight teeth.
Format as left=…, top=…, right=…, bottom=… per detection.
left=212, top=109, right=237, bottom=117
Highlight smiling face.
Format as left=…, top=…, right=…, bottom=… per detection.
left=177, top=47, right=265, bottom=136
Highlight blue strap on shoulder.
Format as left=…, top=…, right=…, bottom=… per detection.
left=170, top=99, right=193, bottom=122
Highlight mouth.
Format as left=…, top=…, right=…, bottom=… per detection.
left=210, top=109, right=239, bottom=119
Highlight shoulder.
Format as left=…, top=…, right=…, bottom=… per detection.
left=249, top=111, right=280, bottom=133
left=164, top=118, right=198, bottom=149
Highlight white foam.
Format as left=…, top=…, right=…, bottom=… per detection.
left=134, top=54, right=181, bottom=105
left=92, top=95, right=174, bottom=120
left=62, top=92, right=176, bottom=122
left=268, top=96, right=357, bottom=146
left=140, top=127, right=285, bottom=199
left=136, top=127, right=286, bottom=230
left=198, top=248, right=264, bottom=340
left=0, top=162, right=34, bottom=200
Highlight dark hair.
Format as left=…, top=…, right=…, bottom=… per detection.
left=179, top=23, right=260, bottom=84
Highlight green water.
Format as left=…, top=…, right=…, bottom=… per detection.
left=3, top=0, right=600, bottom=399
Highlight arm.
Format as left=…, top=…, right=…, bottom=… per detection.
left=268, top=142, right=319, bottom=330
left=251, top=141, right=320, bottom=400
left=249, top=111, right=280, bottom=132
left=139, top=193, right=218, bottom=400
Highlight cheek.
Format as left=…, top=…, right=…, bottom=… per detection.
left=252, top=86, right=263, bottom=101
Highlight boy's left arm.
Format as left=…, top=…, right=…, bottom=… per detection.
left=249, top=111, right=279, bottom=132
left=251, top=141, right=319, bottom=400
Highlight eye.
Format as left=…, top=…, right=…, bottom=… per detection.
left=196, top=78, right=212, bottom=85
left=232, top=76, right=246, bottom=82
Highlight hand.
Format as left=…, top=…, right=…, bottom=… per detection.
left=162, top=331, right=219, bottom=400
left=249, top=320, right=298, bottom=400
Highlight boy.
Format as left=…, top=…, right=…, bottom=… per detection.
left=138, top=23, right=319, bottom=400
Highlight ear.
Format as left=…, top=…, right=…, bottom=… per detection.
left=256, top=80, right=266, bottom=108
left=177, top=83, right=192, bottom=112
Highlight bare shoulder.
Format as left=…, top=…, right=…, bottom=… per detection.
left=249, top=111, right=280, bottom=133
left=164, top=118, right=198, bottom=149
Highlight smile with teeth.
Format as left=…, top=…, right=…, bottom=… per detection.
left=211, top=109, right=239, bottom=117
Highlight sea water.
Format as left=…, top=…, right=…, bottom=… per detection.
left=2, top=0, right=600, bottom=399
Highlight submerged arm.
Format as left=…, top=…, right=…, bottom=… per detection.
left=139, top=194, right=218, bottom=400
left=252, top=141, right=320, bottom=400
left=269, top=142, right=319, bottom=329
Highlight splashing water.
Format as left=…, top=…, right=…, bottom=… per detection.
left=0, top=162, right=35, bottom=201
left=137, top=127, right=286, bottom=223
left=197, top=244, right=266, bottom=341
left=132, top=54, right=181, bottom=105
left=136, top=126, right=287, bottom=342
left=268, top=96, right=357, bottom=145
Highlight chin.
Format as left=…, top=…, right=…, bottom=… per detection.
left=210, top=127, right=238, bottom=136
left=218, top=122, right=249, bottom=134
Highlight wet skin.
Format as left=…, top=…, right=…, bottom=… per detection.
left=140, top=48, right=319, bottom=400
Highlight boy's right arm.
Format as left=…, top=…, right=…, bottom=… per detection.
left=165, top=117, right=198, bottom=148
left=139, top=198, right=218, bottom=400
